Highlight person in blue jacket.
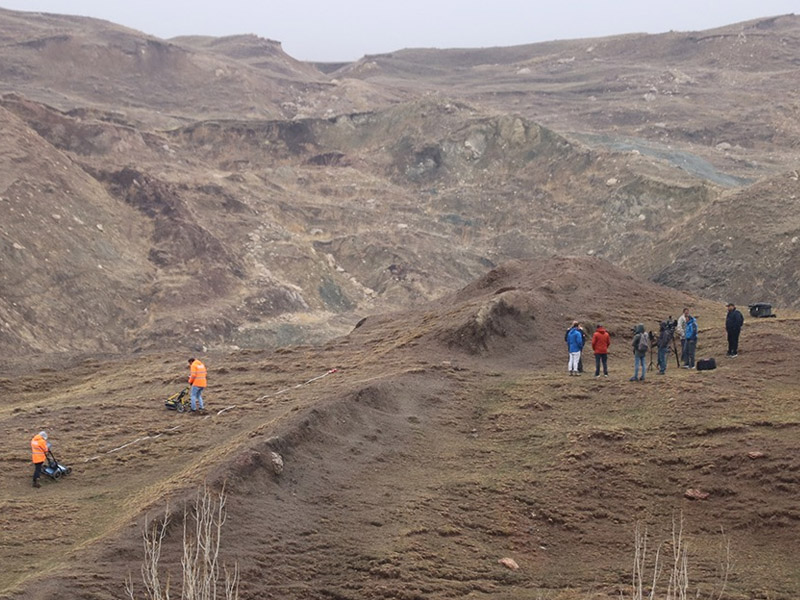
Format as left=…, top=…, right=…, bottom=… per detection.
left=683, top=314, right=698, bottom=368
left=566, top=321, right=584, bottom=376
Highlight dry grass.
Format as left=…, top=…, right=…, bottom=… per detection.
left=631, top=514, right=730, bottom=600
left=125, top=485, right=239, bottom=600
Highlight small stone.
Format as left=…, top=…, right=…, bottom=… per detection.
left=684, top=488, right=709, bottom=500
left=498, top=557, right=519, bottom=570
left=96, top=224, right=104, bottom=232
left=271, top=451, right=284, bottom=475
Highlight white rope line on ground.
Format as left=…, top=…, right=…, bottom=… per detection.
left=254, top=368, right=338, bottom=402
left=78, top=368, right=338, bottom=463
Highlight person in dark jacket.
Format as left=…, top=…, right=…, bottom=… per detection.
left=683, top=315, right=698, bottom=368
left=592, top=324, right=611, bottom=377
left=630, top=324, right=648, bottom=381
left=656, top=321, right=673, bottom=375
left=725, top=303, right=744, bottom=357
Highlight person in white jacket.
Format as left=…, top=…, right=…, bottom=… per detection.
left=676, top=307, right=689, bottom=365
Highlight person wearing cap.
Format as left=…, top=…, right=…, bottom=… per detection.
left=31, top=431, right=49, bottom=488
left=187, top=357, right=208, bottom=413
left=591, top=323, right=611, bottom=377
left=725, top=303, right=744, bottom=357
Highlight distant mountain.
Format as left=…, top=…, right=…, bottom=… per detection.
left=1, top=7, right=799, bottom=357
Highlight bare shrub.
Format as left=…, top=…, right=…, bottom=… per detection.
left=126, top=484, right=239, bottom=600
left=629, top=513, right=731, bottom=600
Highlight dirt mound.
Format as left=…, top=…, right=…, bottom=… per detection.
left=349, top=258, right=708, bottom=370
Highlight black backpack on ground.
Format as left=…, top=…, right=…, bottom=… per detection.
left=697, top=358, right=717, bottom=371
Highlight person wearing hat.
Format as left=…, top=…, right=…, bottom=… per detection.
left=725, top=303, right=744, bottom=357
left=31, top=430, right=49, bottom=488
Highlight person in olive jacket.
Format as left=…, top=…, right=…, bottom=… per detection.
left=591, top=324, right=611, bottom=377
left=630, top=324, right=648, bottom=381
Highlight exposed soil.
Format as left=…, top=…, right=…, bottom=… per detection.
left=2, top=259, right=799, bottom=599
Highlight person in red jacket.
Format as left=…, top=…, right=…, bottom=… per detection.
left=187, top=357, right=208, bottom=413
left=592, top=324, right=611, bottom=378
left=31, top=430, right=49, bottom=488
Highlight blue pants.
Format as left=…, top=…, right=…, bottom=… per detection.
left=634, top=355, right=646, bottom=380
left=190, top=385, right=205, bottom=411
left=657, top=347, right=668, bottom=373
left=594, top=354, right=608, bottom=376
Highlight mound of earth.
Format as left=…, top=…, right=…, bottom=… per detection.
left=350, top=257, right=710, bottom=370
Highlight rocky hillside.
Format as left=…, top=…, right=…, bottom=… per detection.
left=334, top=14, right=800, bottom=179
left=1, top=7, right=799, bottom=357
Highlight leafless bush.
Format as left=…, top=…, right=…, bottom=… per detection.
left=125, top=484, right=239, bottom=600
left=629, top=513, right=731, bottom=600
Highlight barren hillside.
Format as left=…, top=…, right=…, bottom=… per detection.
left=2, top=259, right=799, bottom=600
left=335, top=14, right=800, bottom=179
left=2, top=9, right=800, bottom=597
left=2, top=9, right=800, bottom=356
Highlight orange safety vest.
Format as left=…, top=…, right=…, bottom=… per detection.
left=31, top=434, right=48, bottom=464
left=188, top=359, right=207, bottom=388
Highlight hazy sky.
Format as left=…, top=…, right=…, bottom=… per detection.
left=0, top=1, right=797, bottom=61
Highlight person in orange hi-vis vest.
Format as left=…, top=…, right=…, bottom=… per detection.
left=187, top=357, right=207, bottom=414
left=31, top=430, right=49, bottom=488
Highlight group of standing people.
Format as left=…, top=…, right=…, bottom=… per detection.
left=565, top=302, right=744, bottom=381
left=565, top=321, right=610, bottom=377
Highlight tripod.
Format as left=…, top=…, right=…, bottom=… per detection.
left=650, top=332, right=680, bottom=371
left=672, top=336, right=681, bottom=367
